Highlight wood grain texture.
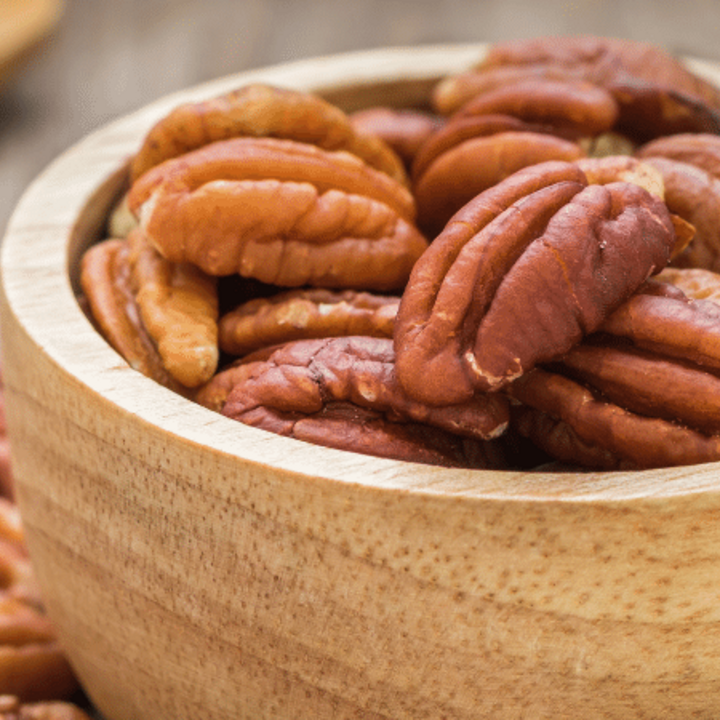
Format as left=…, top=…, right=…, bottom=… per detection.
left=3, top=44, right=720, bottom=720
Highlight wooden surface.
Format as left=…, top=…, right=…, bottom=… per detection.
left=0, top=0, right=63, bottom=87
left=5, top=0, right=720, bottom=243
left=4, top=42, right=720, bottom=720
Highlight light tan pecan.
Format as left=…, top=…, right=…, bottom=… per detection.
left=130, top=83, right=408, bottom=186
left=394, top=160, right=678, bottom=405
left=127, top=137, right=426, bottom=290
left=80, top=229, right=219, bottom=390
left=219, top=289, right=398, bottom=357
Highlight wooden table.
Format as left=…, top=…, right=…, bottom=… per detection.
left=3, top=0, right=720, bottom=240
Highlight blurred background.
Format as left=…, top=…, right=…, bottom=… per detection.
left=2, top=0, right=720, bottom=239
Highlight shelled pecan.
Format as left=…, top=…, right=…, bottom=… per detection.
left=198, top=336, right=510, bottom=467
left=433, top=36, right=720, bottom=141
left=130, top=83, right=408, bottom=186
left=349, top=106, right=443, bottom=169
left=394, top=159, right=678, bottom=406
left=634, top=135, right=720, bottom=271
left=80, top=228, right=219, bottom=390
left=411, top=77, right=627, bottom=233
left=508, top=275, right=720, bottom=468
left=127, top=136, right=427, bottom=290
left=219, top=288, right=398, bottom=357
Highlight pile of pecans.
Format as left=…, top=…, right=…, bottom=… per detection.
left=81, top=35, right=720, bottom=471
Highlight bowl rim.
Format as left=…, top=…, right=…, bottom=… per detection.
left=4, top=42, right=720, bottom=506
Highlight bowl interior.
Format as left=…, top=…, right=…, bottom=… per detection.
left=5, top=43, right=720, bottom=507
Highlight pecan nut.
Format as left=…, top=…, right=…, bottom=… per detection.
left=127, top=137, right=426, bottom=290
left=0, top=499, right=78, bottom=701
left=130, top=83, right=408, bottom=186
left=219, top=288, right=398, bottom=357
left=200, top=336, right=510, bottom=467
left=509, top=275, right=720, bottom=468
left=413, top=130, right=585, bottom=236
left=349, top=106, right=443, bottom=168
left=80, top=229, right=219, bottom=390
left=394, top=160, right=677, bottom=405
left=0, top=696, right=92, bottom=719
left=433, top=36, right=720, bottom=141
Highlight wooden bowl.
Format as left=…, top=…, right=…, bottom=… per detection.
left=3, top=44, right=720, bottom=720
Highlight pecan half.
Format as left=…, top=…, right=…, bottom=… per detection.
left=394, top=160, right=677, bottom=405
left=434, top=36, right=720, bottom=141
left=657, top=266, right=720, bottom=303
left=509, top=367, right=720, bottom=470
left=127, top=137, right=426, bottom=290
left=413, top=131, right=585, bottom=236
left=631, top=156, right=720, bottom=271
left=636, top=133, right=720, bottom=180
left=0, top=499, right=78, bottom=702
left=219, top=289, right=398, bottom=357
left=509, top=276, right=720, bottom=468
left=80, top=229, right=219, bottom=390
left=130, top=83, right=408, bottom=186
left=0, top=696, right=92, bottom=720
left=202, top=336, right=510, bottom=467
left=452, top=77, right=619, bottom=137
left=349, top=106, right=443, bottom=168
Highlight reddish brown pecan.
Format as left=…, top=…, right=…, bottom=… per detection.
left=633, top=137, right=720, bottom=271
left=130, top=83, right=408, bottom=186
left=434, top=36, right=720, bottom=141
left=394, top=160, right=677, bottom=405
left=636, top=156, right=720, bottom=271
left=412, top=77, right=622, bottom=234
left=349, top=106, right=444, bottom=168
left=599, top=277, right=720, bottom=372
left=508, top=275, right=720, bottom=468
left=636, top=133, right=720, bottom=180
left=80, top=230, right=219, bottom=391
left=219, top=289, right=398, bottom=357
left=202, top=336, right=510, bottom=467
left=509, top=367, right=720, bottom=470
left=413, top=131, right=585, bottom=236
left=452, top=77, right=619, bottom=137
left=127, top=137, right=426, bottom=291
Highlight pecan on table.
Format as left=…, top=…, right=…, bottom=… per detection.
left=197, top=336, right=510, bottom=468
left=394, top=159, right=679, bottom=406
left=433, top=36, right=720, bottom=142
left=80, top=228, right=219, bottom=391
left=349, top=106, right=443, bottom=170
left=127, top=136, right=427, bottom=291
left=508, top=275, right=720, bottom=469
left=0, top=499, right=78, bottom=702
left=130, top=83, right=408, bottom=186
left=219, top=288, right=399, bottom=358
